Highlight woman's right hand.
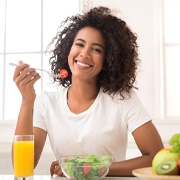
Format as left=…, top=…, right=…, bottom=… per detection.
left=13, top=60, right=41, bottom=101
left=50, top=160, right=64, bottom=176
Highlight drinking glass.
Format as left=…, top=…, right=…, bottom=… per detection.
left=13, top=135, right=34, bottom=180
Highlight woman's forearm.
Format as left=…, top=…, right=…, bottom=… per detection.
left=108, top=155, right=154, bottom=176
left=14, top=100, right=34, bottom=135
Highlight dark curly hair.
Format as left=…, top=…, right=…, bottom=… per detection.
left=48, top=6, right=140, bottom=99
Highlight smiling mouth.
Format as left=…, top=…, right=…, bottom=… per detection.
left=75, top=60, right=92, bottom=68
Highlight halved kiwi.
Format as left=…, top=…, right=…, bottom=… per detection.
left=155, top=160, right=179, bottom=175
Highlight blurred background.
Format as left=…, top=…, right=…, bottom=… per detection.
left=0, top=0, right=180, bottom=175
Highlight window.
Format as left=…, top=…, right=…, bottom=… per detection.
left=163, top=0, right=180, bottom=120
left=0, top=0, right=80, bottom=121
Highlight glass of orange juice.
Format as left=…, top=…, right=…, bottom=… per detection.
left=13, top=135, right=34, bottom=180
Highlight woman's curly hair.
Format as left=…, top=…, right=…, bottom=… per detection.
left=48, top=6, right=140, bottom=99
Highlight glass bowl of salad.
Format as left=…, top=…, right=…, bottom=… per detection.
left=59, top=154, right=113, bottom=180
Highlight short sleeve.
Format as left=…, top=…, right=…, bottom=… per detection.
left=122, top=91, right=152, bottom=133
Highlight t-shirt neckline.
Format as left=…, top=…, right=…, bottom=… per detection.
left=63, top=87, right=102, bottom=116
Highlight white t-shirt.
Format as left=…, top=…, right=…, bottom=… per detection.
left=33, top=87, right=151, bottom=162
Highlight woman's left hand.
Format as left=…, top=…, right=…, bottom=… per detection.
left=50, top=160, right=64, bottom=176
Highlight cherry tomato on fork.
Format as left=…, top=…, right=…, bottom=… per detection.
left=59, top=69, right=68, bottom=79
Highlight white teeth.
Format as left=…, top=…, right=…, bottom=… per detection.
left=76, top=61, right=91, bottom=67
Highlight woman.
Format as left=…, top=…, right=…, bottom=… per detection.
left=12, top=6, right=164, bottom=176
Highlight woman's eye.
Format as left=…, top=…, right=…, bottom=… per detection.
left=92, top=48, right=102, bottom=53
left=75, top=43, right=84, bottom=47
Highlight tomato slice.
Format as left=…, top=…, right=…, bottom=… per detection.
left=83, top=163, right=91, bottom=175
left=100, top=167, right=106, bottom=175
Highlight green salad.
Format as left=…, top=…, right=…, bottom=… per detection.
left=62, top=155, right=112, bottom=180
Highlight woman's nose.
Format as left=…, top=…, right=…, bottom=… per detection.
left=80, top=48, right=90, bottom=59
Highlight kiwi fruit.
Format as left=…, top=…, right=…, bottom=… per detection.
left=155, top=160, right=179, bottom=175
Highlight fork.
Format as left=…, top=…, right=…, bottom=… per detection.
left=9, top=62, right=60, bottom=78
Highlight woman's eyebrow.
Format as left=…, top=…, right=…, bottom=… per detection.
left=75, top=38, right=105, bottom=50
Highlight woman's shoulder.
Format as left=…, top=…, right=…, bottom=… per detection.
left=101, top=89, right=139, bottom=103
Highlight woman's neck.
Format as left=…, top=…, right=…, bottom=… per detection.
left=67, top=78, right=100, bottom=114
left=68, top=82, right=100, bottom=102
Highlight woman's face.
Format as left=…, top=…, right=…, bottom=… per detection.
left=68, top=26, right=105, bottom=81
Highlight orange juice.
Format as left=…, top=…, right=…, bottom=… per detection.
left=14, top=139, right=34, bottom=177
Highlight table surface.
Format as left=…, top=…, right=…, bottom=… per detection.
left=0, top=175, right=140, bottom=180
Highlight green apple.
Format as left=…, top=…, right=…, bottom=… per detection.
left=152, top=149, right=180, bottom=175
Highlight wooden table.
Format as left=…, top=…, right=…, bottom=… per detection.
left=0, top=175, right=140, bottom=180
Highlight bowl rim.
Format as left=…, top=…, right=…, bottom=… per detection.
left=58, top=155, right=113, bottom=165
